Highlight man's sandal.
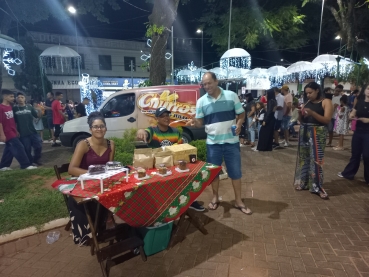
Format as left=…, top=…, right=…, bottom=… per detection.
left=319, top=191, right=329, bottom=199
left=208, top=202, right=220, bottom=210
left=234, top=205, right=253, bottom=215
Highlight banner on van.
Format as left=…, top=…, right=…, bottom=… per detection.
left=137, top=89, right=196, bottom=121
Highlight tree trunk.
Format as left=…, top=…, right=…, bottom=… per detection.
left=148, top=0, right=180, bottom=86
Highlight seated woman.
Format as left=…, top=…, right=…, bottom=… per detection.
left=68, top=112, right=115, bottom=245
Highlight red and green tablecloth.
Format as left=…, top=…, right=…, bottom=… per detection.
left=51, top=161, right=222, bottom=227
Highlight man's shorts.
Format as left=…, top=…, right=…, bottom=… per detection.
left=206, top=143, right=242, bottom=180
left=281, top=116, right=291, bottom=131
left=274, top=119, right=282, bottom=131
left=47, top=117, right=54, bottom=129
left=328, top=118, right=335, bottom=133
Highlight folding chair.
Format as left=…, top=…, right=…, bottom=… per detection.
left=53, top=163, right=72, bottom=231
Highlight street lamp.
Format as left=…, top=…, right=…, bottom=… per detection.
left=68, top=6, right=78, bottom=53
left=317, top=0, right=325, bottom=56
left=335, top=35, right=342, bottom=55
left=196, top=29, right=203, bottom=68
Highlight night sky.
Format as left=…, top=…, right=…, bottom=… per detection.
left=15, top=0, right=342, bottom=70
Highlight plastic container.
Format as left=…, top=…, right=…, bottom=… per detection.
left=46, top=231, right=60, bottom=244
left=137, top=221, right=173, bottom=256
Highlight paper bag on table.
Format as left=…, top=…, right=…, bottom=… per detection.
left=154, top=150, right=174, bottom=168
left=133, top=148, right=154, bottom=169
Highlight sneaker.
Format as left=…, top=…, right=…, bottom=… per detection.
left=51, top=143, right=61, bottom=147
left=284, top=142, right=289, bottom=147
left=251, top=146, right=257, bottom=151
left=280, top=140, right=285, bottom=144
left=240, top=143, right=246, bottom=147
left=25, top=166, right=37, bottom=170
left=272, top=143, right=280, bottom=149
left=0, top=167, right=12, bottom=171
left=32, top=162, right=43, bottom=166
left=189, top=201, right=205, bottom=212
left=337, top=172, right=344, bottom=178
left=253, top=148, right=259, bottom=152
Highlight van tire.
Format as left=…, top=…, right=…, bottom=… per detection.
left=182, top=132, right=192, bottom=144
left=72, top=134, right=90, bottom=149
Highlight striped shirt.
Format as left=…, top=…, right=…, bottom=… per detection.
left=196, top=87, right=244, bottom=145
left=145, top=126, right=182, bottom=148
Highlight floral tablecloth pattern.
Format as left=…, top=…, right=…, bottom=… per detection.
left=52, top=161, right=222, bottom=227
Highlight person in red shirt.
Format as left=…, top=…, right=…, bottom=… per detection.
left=0, top=90, right=36, bottom=170
left=51, top=91, right=65, bottom=147
left=260, top=90, right=267, bottom=104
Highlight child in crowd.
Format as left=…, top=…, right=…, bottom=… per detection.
left=289, top=102, right=299, bottom=138
left=333, top=95, right=350, bottom=150
left=251, top=102, right=266, bottom=151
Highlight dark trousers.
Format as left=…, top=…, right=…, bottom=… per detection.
left=19, top=133, right=42, bottom=164
left=54, top=124, right=61, bottom=138
left=342, top=132, right=369, bottom=184
left=0, top=137, right=32, bottom=169
left=289, top=122, right=298, bottom=136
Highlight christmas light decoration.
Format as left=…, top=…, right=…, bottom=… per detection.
left=220, top=57, right=251, bottom=70
left=140, top=39, right=172, bottom=61
left=2, top=48, right=22, bottom=76
left=78, top=73, right=103, bottom=115
left=175, top=61, right=207, bottom=83
left=364, top=58, right=369, bottom=66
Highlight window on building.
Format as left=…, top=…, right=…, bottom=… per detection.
left=99, top=55, right=112, bottom=70
left=124, top=57, right=136, bottom=71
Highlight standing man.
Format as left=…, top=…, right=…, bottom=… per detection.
left=76, top=97, right=90, bottom=118
left=51, top=92, right=65, bottom=147
left=0, top=90, right=36, bottom=170
left=327, top=85, right=342, bottom=147
left=136, top=107, right=205, bottom=211
left=44, top=92, right=54, bottom=142
left=273, top=88, right=285, bottom=149
left=13, top=92, right=43, bottom=166
left=280, top=85, right=293, bottom=147
left=192, top=72, right=252, bottom=215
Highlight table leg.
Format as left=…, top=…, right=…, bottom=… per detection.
left=83, top=203, right=107, bottom=277
left=186, top=209, right=208, bottom=235
left=168, top=214, right=187, bottom=248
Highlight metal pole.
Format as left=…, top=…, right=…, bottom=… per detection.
left=339, top=38, right=342, bottom=55
left=201, top=30, right=203, bottom=69
left=131, top=60, right=133, bottom=89
left=74, top=16, right=78, bottom=53
left=171, top=26, right=174, bottom=85
left=317, top=0, right=324, bottom=56
left=228, top=0, right=232, bottom=50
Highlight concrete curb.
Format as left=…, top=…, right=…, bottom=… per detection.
left=0, top=218, right=69, bottom=245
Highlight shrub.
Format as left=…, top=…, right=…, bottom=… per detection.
left=110, top=128, right=137, bottom=165
left=190, top=140, right=206, bottom=161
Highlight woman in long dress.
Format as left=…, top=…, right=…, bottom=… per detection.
left=294, top=82, right=333, bottom=199
left=257, top=88, right=277, bottom=151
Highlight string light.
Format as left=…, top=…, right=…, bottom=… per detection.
left=2, top=48, right=22, bottom=76
left=78, top=73, right=103, bottom=115
left=220, top=56, right=251, bottom=70
left=140, top=39, right=172, bottom=61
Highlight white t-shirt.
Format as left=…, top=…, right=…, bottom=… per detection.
left=275, top=93, right=285, bottom=120
left=332, top=96, right=341, bottom=119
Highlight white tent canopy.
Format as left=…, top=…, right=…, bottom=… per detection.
left=267, top=66, right=288, bottom=76
left=221, top=48, right=251, bottom=59
left=39, top=45, right=81, bottom=74
left=40, top=45, right=80, bottom=58
left=287, top=61, right=323, bottom=73
left=0, top=35, right=24, bottom=51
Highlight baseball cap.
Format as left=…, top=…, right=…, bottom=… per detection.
left=155, top=107, right=171, bottom=117
left=281, top=85, right=289, bottom=91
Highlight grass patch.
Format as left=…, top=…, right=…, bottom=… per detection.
left=0, top=168, right=67, bottom=235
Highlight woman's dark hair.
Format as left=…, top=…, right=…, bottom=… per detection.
left=245, top=93, right=254, bottom=102
left=340, top=95, right=348, bottom=105
left=303, top=82, right=323, bottom=102
left=255, top=101, right=264, bottom=109
left=357, top=84, right=368, bottom=101
left=87, top=111, right=106, bottom=128
left=266, top=88, right=276, bottom=101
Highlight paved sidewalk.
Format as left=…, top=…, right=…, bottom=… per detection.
left=1, top=138, right=369, bottom=277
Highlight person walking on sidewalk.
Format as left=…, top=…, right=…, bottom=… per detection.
left=13, top=92, right=43, bottom=166
left=192, top=72, right=252, bottom=215
left=0, top=90, right=37, bottom=170
left=51, top=92, right=65, bottom=147
left=338, top=84, right=369, bottom=185
left=280, top=85, right=293, bottom=147
left=44, top=92, right=55, bottom=142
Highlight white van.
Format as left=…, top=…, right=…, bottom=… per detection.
left=60, top=85, right=207, bottom=148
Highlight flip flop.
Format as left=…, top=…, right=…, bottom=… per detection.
left=208, top=202, right=220, bottom=210
left=234, top=205, right=253, bottom=215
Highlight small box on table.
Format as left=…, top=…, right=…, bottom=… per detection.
left=165, top=144, right=197, bottom=165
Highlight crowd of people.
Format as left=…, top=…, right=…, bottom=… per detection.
left=237, top=81, right=369, bottom=200
left=0, top=89, right=90, bottom=170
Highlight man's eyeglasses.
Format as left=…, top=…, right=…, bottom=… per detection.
left=91, top=125, right=106, bottom=130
